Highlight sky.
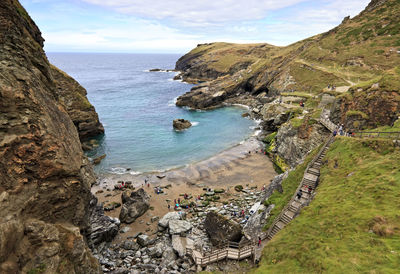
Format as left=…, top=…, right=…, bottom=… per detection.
left=20, top=0, right=371, bottom=54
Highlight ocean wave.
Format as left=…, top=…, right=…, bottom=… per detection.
left=192, top=121, right=199, bottom=126
left=231, top=103, right=250, bottom=110
left=109, top=167, right=143, bottom=175
left=110, top=167, right=127, bottom=174
left=129, top=171, right=141, bottom=175
left=167, top=96, right=178, bottom=106
left=252, top=129, right=262, bottom=137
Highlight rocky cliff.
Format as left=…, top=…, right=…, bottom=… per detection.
left=51, top=65, right=104, bottom=142
left=0, top=1, right=105, bottom=273
left=175, top=0, right=400, bottom=168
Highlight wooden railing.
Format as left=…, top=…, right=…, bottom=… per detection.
left=353, top=131, right=400, bottom=139
left=319, top=117, right=337, bottom=133
left=187, top=240, right=256, bottom=266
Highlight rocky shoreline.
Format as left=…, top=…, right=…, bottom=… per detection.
left=90, top=169, right=287, bottom=273
left=90, top=132, right=280, bottom=272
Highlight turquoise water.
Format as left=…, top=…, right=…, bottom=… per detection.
left=48, top=53, right=257, bottom=174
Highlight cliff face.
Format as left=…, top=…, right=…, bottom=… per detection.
left=51, top=65, right=104, bottom=142
left=0, top=1, right=102, bottom=273
left=175, top=0, right=400, bottom=167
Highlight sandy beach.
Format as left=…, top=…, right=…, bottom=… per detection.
left=92, top=137, right=277, bottom=243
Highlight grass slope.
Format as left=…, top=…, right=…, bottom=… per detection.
left=263, top=146, right=320, bottom=230
left=255, top=137, right=400, bottom=273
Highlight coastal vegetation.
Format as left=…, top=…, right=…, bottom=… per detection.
left=263, top=145, right=321, bottom=231
left=256, top=137, right=400, bottom=273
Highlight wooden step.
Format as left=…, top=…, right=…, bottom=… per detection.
left=308, top=168, right=320, bottom=176
left=281, top=215, right=292, bottom=224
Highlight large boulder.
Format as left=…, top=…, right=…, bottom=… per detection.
left=158, top=212, right=181, bottom=228
left=86, top=197, right=120, bottom=248
left=161, top=246, right=177, bottom=265
left=173, top=119, right=192, bottom=130
left=171, top=235, right=186, bottom=257
left=137, top=234, right=151, bottom=247
left=168, top=220, right=192, bottom=235
left=204, top=212, right=243, bottom=246
left=119, top=189, right=150, bottom=224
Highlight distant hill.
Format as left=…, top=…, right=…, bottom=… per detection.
left=175, top=0, right=400, bottom=131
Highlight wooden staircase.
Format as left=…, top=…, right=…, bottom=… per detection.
left=186, top=241, right=255, bottom=266
left=188, top=112, right=398, bottom=266
left=263, top=135, right=334, bottom=242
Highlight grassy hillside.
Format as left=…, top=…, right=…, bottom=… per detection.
left=177, top=0, right=400, bottom=129
left=254, top=137, right=400, bottom=273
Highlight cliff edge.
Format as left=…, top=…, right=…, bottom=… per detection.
left=175, top=0, right=400, bottom=169
left=0, top=0, right=104, bottom=273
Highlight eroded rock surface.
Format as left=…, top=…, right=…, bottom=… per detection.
left=119, top=189, right=150, bottom=224
left=173, top=119, right=192, bottom=130
left=0, top=1, right=105, bottom=272
left=204, top=211, right=243, bottom=245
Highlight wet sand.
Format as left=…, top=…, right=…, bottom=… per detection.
left=92, top=137, right=277, bottom=243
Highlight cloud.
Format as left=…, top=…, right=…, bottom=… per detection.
left=42, top=18, right=203, bottom=52
left=22, top=0, right=373, bottom=52
left=81, top=0, right=308, bottom=25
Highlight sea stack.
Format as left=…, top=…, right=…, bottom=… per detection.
left=173, top=119, right=192, bottom=130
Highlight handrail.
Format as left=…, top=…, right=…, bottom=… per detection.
left=187, top=239, right=256, bottom=266
left=353, top=131, right=400, bottom=139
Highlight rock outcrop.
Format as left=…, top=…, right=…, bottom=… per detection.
left=119, top=189, right=150, bottom=223
left=203, top=212, right=243, bottom=245
left=51, top=65, right=104, bottom=141
left=86, top=197, right=120, bottom=248
left=173, top=119, right=192, bottom=130
left=0, top=1, right=105, bottom=272
left=275, top=122, right=330, bottom=167
left=168, top=220, right=192, bottom=235
left=158, top=212, right=181, bottom=230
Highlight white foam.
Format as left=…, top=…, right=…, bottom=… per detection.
left=110, top=167, right=127, bottom=174
left=129, top=171, right=141, bottom=175
left=192, top=121, right=199, bottom=126
left=168, top=97, right=179, bottom=106
left=253, top=130, right=262, bottom=137
left=232, top=103, right=250, bottom=110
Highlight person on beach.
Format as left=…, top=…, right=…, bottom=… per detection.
left=178, top=198, right=180, bottom=204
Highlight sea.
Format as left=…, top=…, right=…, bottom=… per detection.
left=47, top=53, right=257, bottom=175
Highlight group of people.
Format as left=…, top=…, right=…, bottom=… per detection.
left=296, top=185, right=313, bottom=200
left=327, top=84, right=336, bottom=91
left=333, top=124, right=355, bottom=137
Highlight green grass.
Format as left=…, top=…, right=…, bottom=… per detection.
left=364, top=118, right=400, bottom=132
left=254, top=138, right=400, bottom=273
left=280, top=92, right=313, bottom=99
left=263, top=132, right=277, bottom=153
left=263, top=146, right=321, bottom=231
left=346, top=110, right=369, bottom=119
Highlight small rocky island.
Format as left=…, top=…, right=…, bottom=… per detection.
left=173, top=119, right=192, bottom=130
